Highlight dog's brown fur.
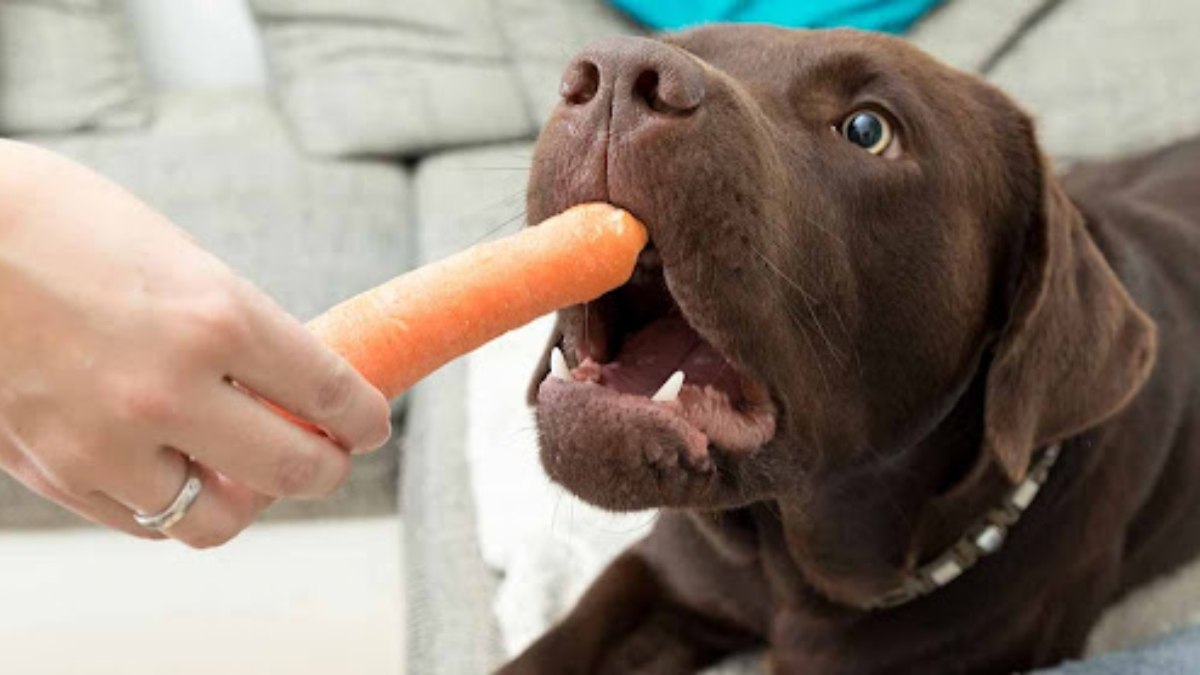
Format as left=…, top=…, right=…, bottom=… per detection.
left=501, top=26, right=1200, bottom=674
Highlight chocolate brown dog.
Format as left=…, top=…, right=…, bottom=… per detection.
left=503, top=25, right=1200, bottom=674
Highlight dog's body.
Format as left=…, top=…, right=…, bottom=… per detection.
left=501, top=26, right=1200, bottom=674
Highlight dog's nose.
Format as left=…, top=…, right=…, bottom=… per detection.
left=559, top=37, right=705, bottom=120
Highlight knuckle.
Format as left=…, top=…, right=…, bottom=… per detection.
left=107, top=378, right=179, bottom=425
left=313, top=364, right=357, bottom=419
left=270, top=450, right=323, bottom=496
left=176, top=289, right=249, bottom=357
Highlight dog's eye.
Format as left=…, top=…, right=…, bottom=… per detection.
left=840, top=111, right=893, bottom=155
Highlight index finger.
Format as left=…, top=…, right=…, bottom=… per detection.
left=227, top=288, right=392, bottom=453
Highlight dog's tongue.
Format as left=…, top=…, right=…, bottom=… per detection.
left=599, top=314, right=742, bottom=400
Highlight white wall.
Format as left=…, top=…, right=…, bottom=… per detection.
left=125, top=0, right=268, bottom=88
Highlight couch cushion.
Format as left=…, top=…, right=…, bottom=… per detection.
left=907, top=0, right=1049, bottom=72
left=986, top=0, right=1200, bottom=162
left=415, top=144, right=611, bottom=658
left=249, top=0, right=636, bottom=157
left=250, top=0, right=533, bottom=157
left=26, top=90, right=413, bottom=321
left=909, top=0, right=1200, bottom=162
left=496, top=0, right=641, bottom=126
left=0, top=0, right=150, bottom=134
left=404, top=143, right=531, bottom=674
left=0, top=90, right=410, bottom=528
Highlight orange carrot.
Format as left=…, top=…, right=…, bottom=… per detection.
left=307, top=202, right=647, bottom=400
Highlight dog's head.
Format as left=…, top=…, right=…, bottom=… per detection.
left=526, top=26, right=1156, bottom=604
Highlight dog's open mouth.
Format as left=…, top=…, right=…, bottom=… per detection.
left=536, top=241, right=778, bottom=470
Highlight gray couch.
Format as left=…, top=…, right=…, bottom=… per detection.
left=3, top=0, right=1199, bottom=673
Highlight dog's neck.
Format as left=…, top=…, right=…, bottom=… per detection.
left=771, top=351, right=1063, bottom=611
left=867, top=443, right=1061, bottom=609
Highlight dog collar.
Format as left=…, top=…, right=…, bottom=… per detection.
left=868, top=443, right=1062, bottom=610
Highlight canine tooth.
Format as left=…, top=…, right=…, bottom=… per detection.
left=651, top=371, right=685, bottom=402
left=550, top=347, right=571, bottom=380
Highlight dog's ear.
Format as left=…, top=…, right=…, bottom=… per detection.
left=983, top=150, right=1157, bottom=482
left=526, top=321, right=564, bottom=405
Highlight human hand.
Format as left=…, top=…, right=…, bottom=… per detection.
left=0, top=140, right=391, bottom=546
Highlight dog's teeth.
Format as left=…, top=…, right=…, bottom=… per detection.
left=550, top=347, right=571, bottom=380
left=651, top=371, right=685, bottom=403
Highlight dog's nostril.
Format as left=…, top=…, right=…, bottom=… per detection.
left=632, top=70, right=667, bottom=113
left=561, top=59, right=600, bottom=106
left=632, top=66, right=702, bottom=116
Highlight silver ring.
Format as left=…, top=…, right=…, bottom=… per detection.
left=134, top=463, right=202, bottom=532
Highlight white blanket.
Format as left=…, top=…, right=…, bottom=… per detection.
left=464, top=316, right=654, bottom=657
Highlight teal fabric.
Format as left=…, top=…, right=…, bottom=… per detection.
left=609, top=0, right=943, bottom=33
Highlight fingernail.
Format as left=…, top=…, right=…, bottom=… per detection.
left=354, top=417, right=392, bottom=454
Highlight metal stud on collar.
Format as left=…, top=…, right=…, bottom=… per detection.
left=869, top=443, right=1062, bottom=610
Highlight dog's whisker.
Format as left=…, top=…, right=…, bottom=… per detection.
left=751, top=247, right=848, bottom=368
left=449, top=188, right=526, bottom=241
left=782, top=301, right=832, bottom=395
left=470, top=185, right=526, bottom=212
left=795, top=312, right=833, bottom=395
left=738, top=250, right=834, bottom=391
left=428, top=166, right=532, bottom=172
left=776, top=217, right=860, bottom=377
left=809, top=271, right=863, bottom=378
left=730, top=262, right=832, bottom=393
left=549, top=485, right=567, bottom=536
left=469, top=207, right=529, bottom=247
left=803, top=212, right=850, bottom=251
left=796, top=285, right=847, bottom=367
left=828, top=302, right=863, bottom=378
